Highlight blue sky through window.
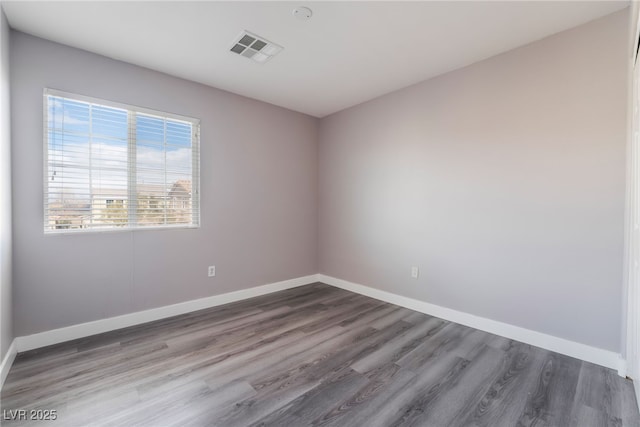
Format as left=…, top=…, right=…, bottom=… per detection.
left=45, top=93, right=199, bottom=231
left=47, top=95, right=193, bottom=203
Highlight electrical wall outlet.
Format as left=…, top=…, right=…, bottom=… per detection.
left=208, top=266, right=216, bottom=277
left=411, top=266, right=419, bottom=279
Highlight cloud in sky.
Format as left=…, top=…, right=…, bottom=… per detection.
left=46, top=95, right=195, bottom=202
left=48, top=140, right=193, bottom=201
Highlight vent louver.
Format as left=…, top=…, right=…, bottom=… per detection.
left=229, top=31, right=283, bottom=64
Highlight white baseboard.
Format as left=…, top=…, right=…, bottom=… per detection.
left=15, top=274, right=318, bottom=353
left=6, top=273, right=625, bottom=378
left=635, top=378, right=640, bottom=414
left=618, top=357, right=629, bottom=378
left=0, top=339, right=17, bottom=390
left=318, top=274, right=622, bottom=372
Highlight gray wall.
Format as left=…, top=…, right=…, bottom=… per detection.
left=1, top=8, right=13, bottom=360
left=318, top=10, right=629, bottom=352
left=11, top=32, right=318, bottom=336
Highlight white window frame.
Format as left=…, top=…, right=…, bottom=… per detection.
left=43, top=88, right=201, bottom=234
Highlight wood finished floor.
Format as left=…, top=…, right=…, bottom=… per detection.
left=2, top=283, right=639, bottom=427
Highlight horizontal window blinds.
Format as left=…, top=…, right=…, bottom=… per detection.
left=44, top=90, right=200, bottom=233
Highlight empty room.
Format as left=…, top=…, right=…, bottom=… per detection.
left=1, top=0, right=640, bottom=425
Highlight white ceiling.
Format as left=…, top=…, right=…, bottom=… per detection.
left=2, top=1, right=629, bottom=118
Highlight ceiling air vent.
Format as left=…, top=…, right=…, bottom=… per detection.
left=229, top=31, right=283, bottom=64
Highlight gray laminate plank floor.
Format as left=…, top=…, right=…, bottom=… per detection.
left=1, top=282, right=638, bottom=427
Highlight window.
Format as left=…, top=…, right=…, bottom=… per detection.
left=44, top=89, right=200, bottom=233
